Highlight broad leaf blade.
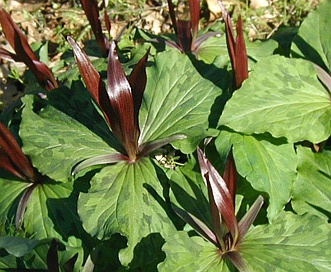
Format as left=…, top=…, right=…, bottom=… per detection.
left=22, top=181, right=87, bottom=241
left=139, top=50, right=224, bottom=153
left=20, top=95, right=116, bottom=182
left=78, top=158, right=176, bottom=266
left=0, top=236, right=40, bottom=257
left=291, top=0, right=331, bottom=72
left=0, top=178, right=29, bottom=225
left=158, top=231, right=231, bottom=272
left=241, top=212, right=331, bottom=271
left=292, top=146, right=331, bottom=218
left=216, top=131, right=296, bottom=221
left=219, top=56, right=331, bottom=143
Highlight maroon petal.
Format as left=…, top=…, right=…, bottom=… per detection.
left=0, top=122, right=36, bottom=181
left=167, top=0, right=178, bottom=35
left=0, top=7, right=38, bottom=62
left=234, top=16, right=248, bottom=89
left=220, top=2, right=236, bottom=74
left=189, top=0, right=200, bottom=47
left=103, top=0, right=111, bottom=38
left=177, top=20, right=192, bottom=53
left=0, top=8, right=57, bottom=91
left=80, top=0, right=109, bottom=56
left=0, top=150, right=27, bottom=180
left=0, top=47, right=20, bottom=62
left=197, top=147, right=239, bottom=243
left=107, top=42, right=138, bottom=160
left=223, top=149, right=237, bottom=207
left=67, top=36, right=111, bottom=124
left=128, top=47, right=150, bottom=135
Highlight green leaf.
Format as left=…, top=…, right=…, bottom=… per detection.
left=139, top=50, right=225, bottom=153
left=158, top=231, right=231, bottom=272
left=219, top=56, right=331, bottom=143
left=292, top=146, right=331, bottom=219
left=195, top=35, right=228, bottom=64
left=215, top=131, right=296, bottom=221
left=167, top=158, right=212, bottom=230
left=20, top=95, right=116, bottom=181
left=78, top=158, right=176, bottom=266
left=291, top=0, right=331, bottom=71
left=0, top=236, right=40, bottom=257
left=241, top=212, right=331, bottom=271
left=0, top=178, right=29, bottom=224
left=22, top=180, right=85, bottom=241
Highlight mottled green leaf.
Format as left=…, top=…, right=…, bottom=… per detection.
left=219, top=56, right=331, bottom=143
left=0, top=236, right=40, bottom=257
left=167, top=161, right=212, bottom=230
left=0, top=177, right=29, bottom=225
left=139, top=50, right=225, bottom=153
left=291, top=0, right=331, bottom=71
left=158, top=231, right=231, bottom=272
left=21, top=181, right=84, bottom=241
left=241, top=212, right=331, bottom=271
left=292, top=146, right=331, bottom=218
left=196, top=34, right=277, bottom=66
left=195, top=35, right=228, bottom=64
left=78, top=158, right=176, bottom=266
left=215, top=131, right=296, bottom=221
left=20, top=95, right=116, bottom=182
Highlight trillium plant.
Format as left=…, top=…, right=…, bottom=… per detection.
left=0, top=0, right=331, bottom=271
